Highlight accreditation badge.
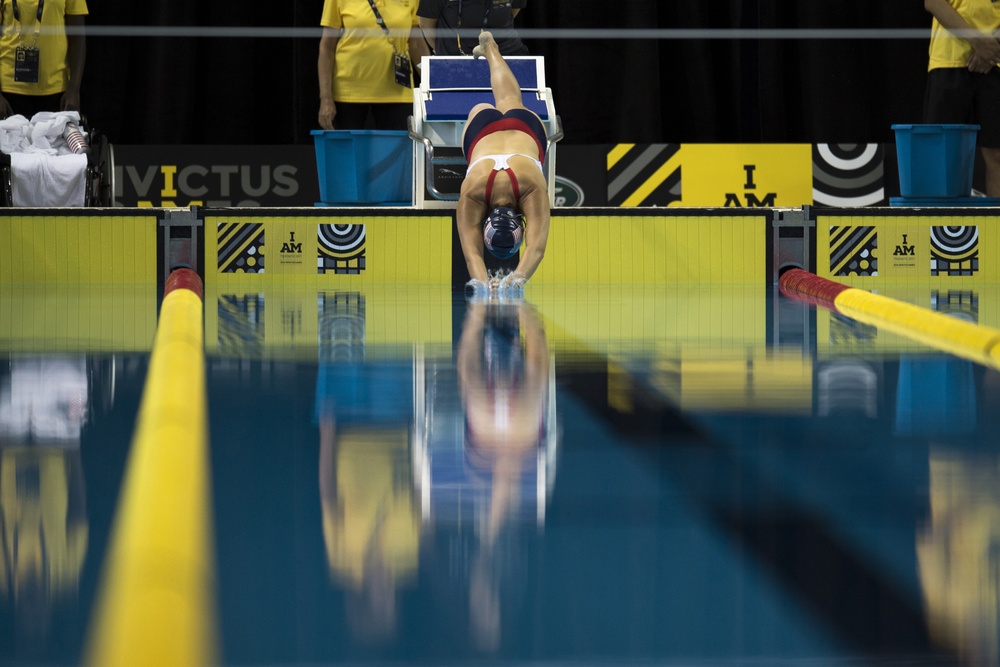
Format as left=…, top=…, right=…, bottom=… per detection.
left=14, top=45, right=40, bottom=83
left=394, top=50, right=412, bottom=87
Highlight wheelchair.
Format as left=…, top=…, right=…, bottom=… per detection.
left=0, top=115, right=115, bottom=207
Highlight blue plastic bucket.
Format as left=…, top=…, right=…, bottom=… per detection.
left=891, top=124, right=979, bottom=198
left=311, top=130, right=412, bottom=205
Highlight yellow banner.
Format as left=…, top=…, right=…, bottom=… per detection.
left=679, top=144, right=814, bottom=208
left=818, top=214, right=998, bottom=286
left=205, top=213, right=453, bottom=288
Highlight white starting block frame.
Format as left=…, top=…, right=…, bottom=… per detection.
left=408, top=55, right=563, bottom=210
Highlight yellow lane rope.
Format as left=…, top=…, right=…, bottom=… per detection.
left=84, top=269, right=217, bottom=667
left=780, top=268, right=1000, bottom=371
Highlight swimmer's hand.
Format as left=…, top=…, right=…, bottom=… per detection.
left=466, top=278, right=490, bottom=295
left=499, top=272, right=526, bottom=292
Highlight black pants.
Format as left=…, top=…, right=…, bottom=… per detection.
left=0, top=91, right=66, bottom=120
left=334, top=102, right=411, bottom=131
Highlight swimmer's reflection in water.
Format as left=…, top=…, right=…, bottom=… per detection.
left=457, top=298, right=552, bottom=651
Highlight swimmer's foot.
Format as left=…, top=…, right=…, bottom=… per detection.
left=472, top=31, right=495, bottom=59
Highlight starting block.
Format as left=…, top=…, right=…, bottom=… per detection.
left=408, top=56, right=562, bottom=209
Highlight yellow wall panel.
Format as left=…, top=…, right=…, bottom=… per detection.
left=0, top=214, right=158, bottom=284
left=537, top=214, right=766, bottom=284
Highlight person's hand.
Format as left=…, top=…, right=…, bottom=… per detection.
left=467, top=278, right=490, bottom=294
left=967, top=52, right=996, bottom=74
left=0, top=94, right=13, bottom=118
left=318, top=100, right=336, bottom=130
left=969, top=32, right=1000, bottom=67
left=499, top=272, right=526, bottom=291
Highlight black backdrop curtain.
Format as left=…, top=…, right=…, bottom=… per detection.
left=84, top=0, right=932, bottom=146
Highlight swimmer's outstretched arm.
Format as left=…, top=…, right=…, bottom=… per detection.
left=509, top=188, right=549, bottom=283
left=457, top=186, right=490, bottom=283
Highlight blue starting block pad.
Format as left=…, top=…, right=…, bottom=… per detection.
left=424, top=57, right=543, bottom=91
left=424, top=91, right=549, bottom=120
left=890, top=196, right=1000, bottom=207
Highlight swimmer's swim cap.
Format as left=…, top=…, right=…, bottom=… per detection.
left=482, top=207, right=526, bottom=259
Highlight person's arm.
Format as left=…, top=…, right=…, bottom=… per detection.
left=417, top=16, right=437, bottom=54
left=456, top=182, right=490, bottom=283
left=409, top=24, right=432, bottom=74
left=318, top=27, right=340, bottom=130
left=62, top=15, right=86, bottom=111
left=509, top=187, right=549, bottom=283
left=925, top=0, right=1000, bottom=68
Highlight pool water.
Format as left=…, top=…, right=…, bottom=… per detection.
left=2, top=284, right=998, bottom=666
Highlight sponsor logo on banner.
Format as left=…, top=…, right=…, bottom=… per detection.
left=115, top=145, right=320, bottom=207
left=554, top=176, right=585, bottom=206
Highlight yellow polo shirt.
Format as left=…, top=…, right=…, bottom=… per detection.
left=321, top=0, right=418, bottom=104
left=928, top=0, right=1000, bottom=70
left=0, top=0, right=89, bottom=96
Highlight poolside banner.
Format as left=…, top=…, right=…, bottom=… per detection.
left=114, top=145, right=321, bottom=207
left=204, top=210, right=453, bottom=286
left=603, top=143, right=888, bottom=208
left=113, top=143, right=890, bottom=210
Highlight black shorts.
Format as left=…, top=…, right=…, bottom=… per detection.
left=462, top=107, right=547, bottom=160
left=923, top=67, right=1000, bottom=148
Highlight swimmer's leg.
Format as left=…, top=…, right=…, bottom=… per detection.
left=473, top=32, right=523, bottom=113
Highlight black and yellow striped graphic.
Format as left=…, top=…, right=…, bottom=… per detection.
left=829, top=226, right=878, bottom=277
left=607, top=144, right=681, bottom=207
left=217, top=222, right=265, bottom=273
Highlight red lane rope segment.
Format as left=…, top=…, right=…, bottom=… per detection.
left=778, top=268, right=851, bottom=311
left=164, top=267, right=204, bottom=301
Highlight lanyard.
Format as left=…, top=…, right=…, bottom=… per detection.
left=364, top=0, right=402, bottom=52
left=365, top=0, right=392, bottom=38
left=11, top=0, right=44, bottom=42
left=456, top=0, right=491, bottom=55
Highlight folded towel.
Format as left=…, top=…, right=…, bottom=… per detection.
left=10, top=153, right=88, bottom=206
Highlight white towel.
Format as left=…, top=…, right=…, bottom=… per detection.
left=0, top=114, right=31, bottom=154
left=10, top=153, right=88, bottom=206
left=28, top=110, right=81, bottom=154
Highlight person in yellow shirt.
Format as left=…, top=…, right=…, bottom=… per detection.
left=0, top=0, right=88, bottom=119
left=318, top=0, right=430, bottom=130
left=923, top=0, right=1000, bottom=196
